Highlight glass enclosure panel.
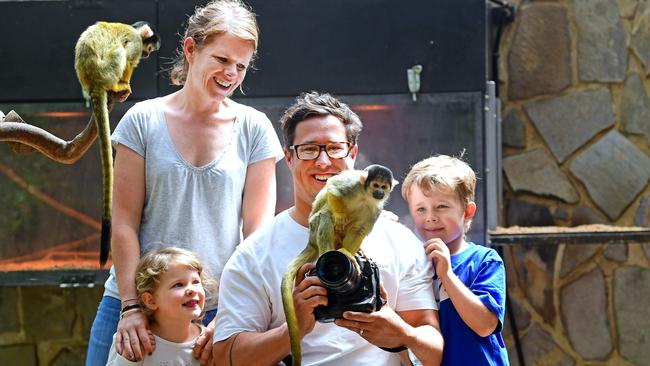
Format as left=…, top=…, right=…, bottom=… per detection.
left=249, top=93, right=485, bottom=241
left=0, top=92, right=484, bottom=275
left=0, top=101, right=132, bottom=272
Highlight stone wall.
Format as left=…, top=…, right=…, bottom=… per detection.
left=0, top=286, right=102, bottom=365
left=501, top=241, right=650, bottom=366
left=499, top=1, right=650, bottom=365
left=501, top=0, right=650, bottom=227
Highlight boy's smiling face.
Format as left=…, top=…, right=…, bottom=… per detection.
left=407, top=184, right=476, bottom=252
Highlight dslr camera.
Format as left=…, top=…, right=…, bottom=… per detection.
left=311, top=250, right=386, bottom=322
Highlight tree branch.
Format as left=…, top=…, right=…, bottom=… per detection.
left=0, top=91, right=123, bottom=164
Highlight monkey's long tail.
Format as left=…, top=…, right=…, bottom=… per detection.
left=281, top=262, right=303, bottom=366
left=281, top=247, right=318, bottom=366
left=90, top=90, right=113, bottom=267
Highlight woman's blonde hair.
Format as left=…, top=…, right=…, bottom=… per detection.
left=169, top=0, right=259, bottom=85
left=135, top=247, right=216, bottom=321
left=402, top=154, right=477, bottom=233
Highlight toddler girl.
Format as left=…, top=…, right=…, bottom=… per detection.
left=106, top=247, right=215, bottom=365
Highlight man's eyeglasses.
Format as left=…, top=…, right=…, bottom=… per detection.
left=289, top=142, right=353, bottom=160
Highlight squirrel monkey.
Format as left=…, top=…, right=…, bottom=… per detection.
left=281, top=164, right=397, bottom=366
left=74, top=21, right=160, bottom=266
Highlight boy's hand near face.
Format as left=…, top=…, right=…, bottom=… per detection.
left=424, top=237, right=499, bottom=338
left=423, top=238, right=451, bottom=279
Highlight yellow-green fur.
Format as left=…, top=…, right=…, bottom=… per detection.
left=281, top=166, right=395, bottom=366
left=74, top=22, right=152, bottom=266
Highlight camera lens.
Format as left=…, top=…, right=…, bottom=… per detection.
left=315, top=251, right=360, bottom=293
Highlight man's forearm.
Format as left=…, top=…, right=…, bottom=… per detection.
left=402, top=324, right=443, bottom=366
left=395, top=309, right=443, bottom=366
left=214, top=324, right=290, bottom=366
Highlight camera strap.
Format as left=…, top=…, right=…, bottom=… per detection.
left=362, top=250, right=387, bottom=310
left=380, top=345, right=408, bottom=353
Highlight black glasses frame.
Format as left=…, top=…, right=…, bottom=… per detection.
left=289, top=142, right=353, bottom=160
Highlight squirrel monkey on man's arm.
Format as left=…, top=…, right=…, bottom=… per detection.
left=281, top=164, right=397, bottom=366
left=74, top=21, right=160, bottom=266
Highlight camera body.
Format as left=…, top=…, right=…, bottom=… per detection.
left=311, top=250, right=385, bottom=323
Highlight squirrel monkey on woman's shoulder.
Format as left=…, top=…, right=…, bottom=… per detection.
left=74, top=21, right=160, bottom=266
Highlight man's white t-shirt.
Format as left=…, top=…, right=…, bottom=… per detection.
left=215, top=210, right=436, bottom=366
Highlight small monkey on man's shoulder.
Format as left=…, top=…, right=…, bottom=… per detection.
left=281, top=164, right=397, bottom=366
left=74, top=21, right=160, bottom=266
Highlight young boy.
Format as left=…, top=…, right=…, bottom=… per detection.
left=402, top=155, right=509, bottom=366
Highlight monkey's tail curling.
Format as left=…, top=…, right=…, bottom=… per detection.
left=90, top=90, right=113, bottom=267
left=281, top=264, right=302, bottom=366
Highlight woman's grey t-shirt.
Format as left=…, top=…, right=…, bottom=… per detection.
left=103, top=98, right=283, bottom=309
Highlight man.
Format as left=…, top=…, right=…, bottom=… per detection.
left=213, top=92, right=444, bottom=366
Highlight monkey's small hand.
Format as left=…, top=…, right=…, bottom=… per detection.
left=337, top=247, right=362, bottom=274
left=114, top=89, right=131, bottom=103
left=106, top=91, right=124, bottom=108
left=333, top=215, right=350, bottom=227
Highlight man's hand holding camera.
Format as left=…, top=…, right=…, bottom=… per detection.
left=293, top=262, right=328, bottom=338
left=292, top=251, right=442, bottom=366
left=334, top=285, right=410, bottom=350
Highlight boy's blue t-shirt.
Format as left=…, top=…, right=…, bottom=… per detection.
left=434, top=242, right=509, bottom=366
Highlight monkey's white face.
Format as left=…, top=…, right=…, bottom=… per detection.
left=285, top=115, right=358, bottom=221
left=185, top=32, right=254, bottom=103
left=366, top=178, right=392, bottom=201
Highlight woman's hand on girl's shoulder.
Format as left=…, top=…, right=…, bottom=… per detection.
left=115, top=311, right=155, bottom=362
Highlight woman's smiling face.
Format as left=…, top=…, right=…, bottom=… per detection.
left=185, top=32, right=254, bottom=100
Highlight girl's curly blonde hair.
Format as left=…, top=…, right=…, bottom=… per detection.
left=135, top=247, right=217, bottom=322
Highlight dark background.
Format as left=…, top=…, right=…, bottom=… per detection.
left=0, top=0, right=487, bottom=101
left=0, top=0, right=493, bottom=267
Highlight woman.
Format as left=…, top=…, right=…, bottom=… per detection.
left=85, top=1, right=283, bottom=365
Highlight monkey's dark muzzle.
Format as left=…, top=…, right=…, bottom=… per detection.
left=372, top=190, right=385, bottom=199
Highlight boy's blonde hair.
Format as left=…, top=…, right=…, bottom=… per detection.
left=135, top=247, right=216, bottom=322
left=401, top=154, right=476, bottom=233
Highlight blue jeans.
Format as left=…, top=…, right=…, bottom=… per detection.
left=85, top=296, right=219, bottom=366
left=85, top=296, right=120, bottom=366
left=203, top=308, right=217, bottom=325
